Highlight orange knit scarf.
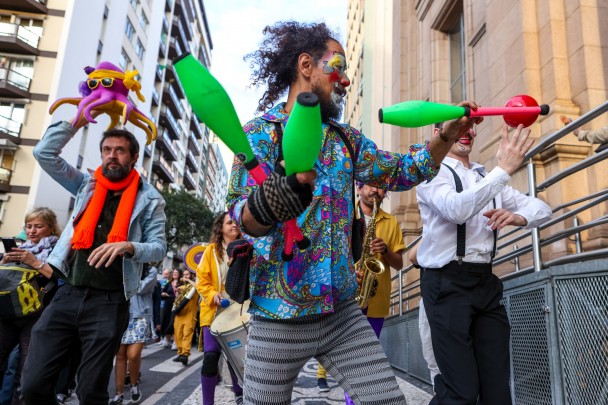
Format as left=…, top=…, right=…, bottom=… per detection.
left=72, top=167, right=140, bottom=250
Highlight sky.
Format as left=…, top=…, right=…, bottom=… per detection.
left=203, top=0, right=348, bottom=169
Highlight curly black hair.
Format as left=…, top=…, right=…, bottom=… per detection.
left=245, top=21, right=339, bottom=113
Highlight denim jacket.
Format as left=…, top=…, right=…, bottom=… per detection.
left=129, top=266, right=158, bottom=320
left=33, top=121, right=167, bottom=300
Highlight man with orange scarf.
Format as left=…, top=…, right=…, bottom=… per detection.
left=21, top=118, right=166, bottom=405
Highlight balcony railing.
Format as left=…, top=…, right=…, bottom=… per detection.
left=0, top=67, right=32, bottom=91
left=189, top=131, right=202, bottom=156
left=161, top=130, right=178, bottom=161
left=186, top=150, right=199, bottom=172
left=0, top=167, right=11, bottom=191
left=184, top=168, right=196, bottom=191
left=165, top=82, right=184, bottom=116
left=0, top=23, right=40, bottom=49
left=190, top=118, right=203, bottom=139
left=152, top=154, right=174, bottom=182
left=0, top=115, right=22, bottom=137
left=151, top=87, right=160, bottom=106
left=2, top=0, right=48, bottom=14
left=168, top=37, right=182, bottom=59
left=160, top=106, right=180, bottom=140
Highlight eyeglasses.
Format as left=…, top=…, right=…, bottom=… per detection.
left=87, top=78, right=114, bottom=89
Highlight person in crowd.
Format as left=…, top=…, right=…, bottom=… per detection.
left=226, top=20, right=480, bottom=404
left=21, top=118, right=166, bottom=405
left=0, top=207, right=61, bottom=405
left=161, top=269, right=182, bottom=350
left=196, top=212, right=243, bottom=405
left=407, top=244, right=440, bottom=389
left=0, top=347, right=18, bottom=405
left=416, top=123, right=552, bottom=404
left=158, top=268, right=173, bottom=348
left=151, top=265, right=162, bottom=343
left=316, top=183, right=406, bottom=395
left=171, top=269, right=199, bottom=366
left=109, top=263, right=158, bottom=405
left=561, top=115, right=608, bottom=144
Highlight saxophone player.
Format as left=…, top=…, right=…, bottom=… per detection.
left=171, top=269, right=199, bottom=366
left=317, top=182, right=406, bottom=394
left=353, top=183, right=407, bottom=330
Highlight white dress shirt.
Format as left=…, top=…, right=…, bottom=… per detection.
left=416, top=157, right=552, bottom=268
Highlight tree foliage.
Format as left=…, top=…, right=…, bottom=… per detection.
left=160, top=188, right=216, bottom=253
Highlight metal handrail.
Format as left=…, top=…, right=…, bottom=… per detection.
left=525, top=100, right=608, bottom=159
left=537, top=148, right=608, bottom=191
left=496, top=190, right=608, bottom=250
left=395, top=99, right=608, bottom=310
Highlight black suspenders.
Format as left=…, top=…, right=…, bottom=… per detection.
left=441, top=163, right=497, bottom=264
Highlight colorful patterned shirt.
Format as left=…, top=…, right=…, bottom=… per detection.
left=227, top=103, right=438, bottom=319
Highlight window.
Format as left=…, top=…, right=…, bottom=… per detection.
left=125, top=18, right=135, bottom=41
left=103, top=5, right=109, bottom=19
left=138, top=12, right=148, bottom=32
left=11, top=59, right=33, bottom=79
left=129, top=0, right=139, bottom=10
left=18, top=18, right=43, bottom=37
left=135, top=38, right=145, bottom=60
left=449, top=13, right=466, bottom=103
left=0, top=103, right=25, bottom=136
left=118, top=48, right=131, bottom=70
left=0, top=103, right=25, bottom=123
left=97, top=40, right=103, bottom=54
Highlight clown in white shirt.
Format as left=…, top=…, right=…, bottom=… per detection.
left=416, top=123, right=552, bottom=405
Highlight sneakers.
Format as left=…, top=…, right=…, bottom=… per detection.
left=130, top=384, right=141, bottom=403
left=317, top=378, right=330, bottom=392
left=56, top=393, right=68, bottom=404
left=109, top=393, right=123, bottom=405
left=170, top=342, right=177, bottom=351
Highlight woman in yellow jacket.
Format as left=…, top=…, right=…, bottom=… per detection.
left=195, top=212, right=243, bottom=405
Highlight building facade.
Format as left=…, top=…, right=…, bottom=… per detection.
left=344, top=0, right=607, bottom=279
left=0, top=0, right=227, bottom=237
left=0, top=0, right=65, bottom=233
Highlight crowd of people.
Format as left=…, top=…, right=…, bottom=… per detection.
left=0, top=15, right=603, bottom=405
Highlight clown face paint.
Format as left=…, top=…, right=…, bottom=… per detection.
left=322, top=51, right=349, bottom=85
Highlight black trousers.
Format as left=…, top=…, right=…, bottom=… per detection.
left=21, top=285, right=129, bottom=405
left=421, top=261, right=512, bottom=405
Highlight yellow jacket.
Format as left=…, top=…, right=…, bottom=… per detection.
left=195, top=243, right=224, bottom=327
left=355, top=201, right=406, bottom=318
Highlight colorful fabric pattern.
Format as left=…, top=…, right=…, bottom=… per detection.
left=121, top=317, right=155, bottom=344
left=226, top=103, right=439, bottom=319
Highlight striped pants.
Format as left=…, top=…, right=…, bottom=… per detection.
left=243, top=299, right=406, bottom=404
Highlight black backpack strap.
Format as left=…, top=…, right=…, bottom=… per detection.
left=441, top=163, right=466, bottom=264
left=272, top=122, right=284, bottom=168
left=332, top=124, right=358, bottom=209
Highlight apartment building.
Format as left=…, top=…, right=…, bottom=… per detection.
left=0, top=0, right=227, bottom=236
left=201, top=142, right=227, bottom=213
left=0, top=0, right=64, bottom=234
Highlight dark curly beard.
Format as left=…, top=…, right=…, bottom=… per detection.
left=102, top=161, right=132, bottom=181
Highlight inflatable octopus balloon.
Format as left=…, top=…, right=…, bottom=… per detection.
left=49, top=61, right=157, bottom=144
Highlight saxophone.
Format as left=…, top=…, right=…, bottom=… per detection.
left=355, top=198, right=386, bottom=309
left=172, top=281, right=194, bottom=312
